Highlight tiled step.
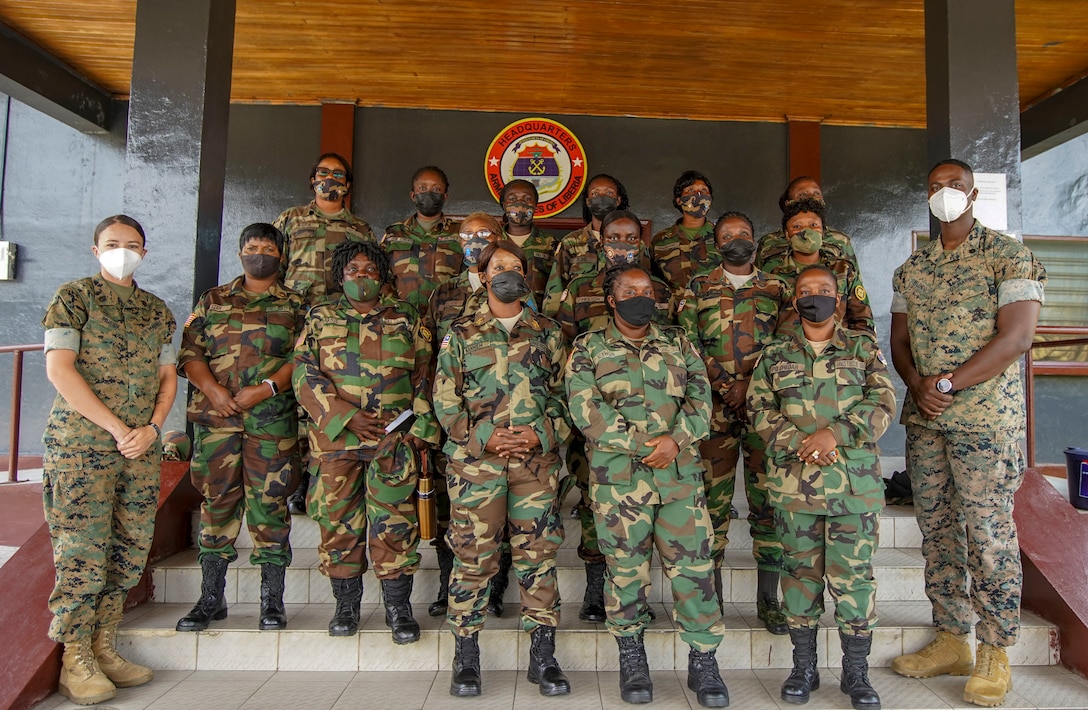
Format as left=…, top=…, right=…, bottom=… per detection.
left=33, top=666, right=1088, bottom=710
left=116, top=600, right=1058, bottom=673
left=151, top=544, right=928, bottom=606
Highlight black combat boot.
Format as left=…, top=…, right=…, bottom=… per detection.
left=486, top=548, right=512, bottom=617
left=328, top=577, right=363, bottom=636
left=616, top=633, right=653, bottom=704
left=781, top=626, right=820, bottom=704
left=840, top=631, right=881, bottom=710
left=579, top=561, right=607, bottom=622
left=757, top=569, right=789, bottom=635
left=527, top=625, right=571, bottom=696
left=687, top=647, right=730, bottom=708
left=382, top=575, right=421, bottom=644
left=450, top=633, right=482, bottom=697
left=176, top=555, right=229, bottom=631
left=258, top=563, right=288, bottom=630
left=286, top=471, right=308, bottom=515
left=429, top=539, right=454, bottom=617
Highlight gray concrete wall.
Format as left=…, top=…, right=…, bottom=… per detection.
left=2, top=99, right=1082, bottom=458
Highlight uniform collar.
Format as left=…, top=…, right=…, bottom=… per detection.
left=91, top=273, right=145, bottom=306
left=306, top=200, right=353, bottom=222
left=931, top=219, right=985, bottom=262
left=786, top=322, right=851, bottom=354
left=604, top=319, right=666, bottom=347
left=225, top=275, right=292, bottom=300
left=403, top=214, right=457, bottom=234
left=472, top=299, right=544, bottom=333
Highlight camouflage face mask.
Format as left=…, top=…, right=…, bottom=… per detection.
left=314, top=178, right=348, bottom=201
left=679, top=193, right=712, bottom=219
left=505, top=202, right=535, bottom=226
left=790, top=228, right=823, bottom=255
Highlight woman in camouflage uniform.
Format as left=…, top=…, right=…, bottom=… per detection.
left=748, top=265, right=896, bottom=710
left=433, top=241, right=571, bottom=699
left=42, top=215, right=176, bottom=705
left=565, top=265, right=729, bottom=709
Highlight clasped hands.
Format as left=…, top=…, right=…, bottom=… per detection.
left=346, top=410, right=426, bottom=450
left=909, top=373, right=955, bottom=421
left=797, top=428, right=839, bottom=467
left=485, top=425, right=541, bottom=459
left=206, top=382, right=272, bottom=417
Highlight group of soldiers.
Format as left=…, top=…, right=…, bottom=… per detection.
left=41, top=152, right=1044, bottom=710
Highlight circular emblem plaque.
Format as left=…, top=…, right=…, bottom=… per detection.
left=484, top=117, right=588, bottom=218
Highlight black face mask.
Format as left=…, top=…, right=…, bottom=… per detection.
left=614, top=295, right=656, bottom=327
left=505, top=202, right=535, bottom=226
left=719, top=239, right=756, bottom=266
left=795, top=294, right=838, bottom=323
left=241, top=253, right=280, bottom=279
left=413, top=191, right=445, bottom=217
left=586, top=195, right=618, bottom=220
left=488, top=270, right=531, bottom=304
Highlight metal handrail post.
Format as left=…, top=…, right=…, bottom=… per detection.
left=8, top=350, right=24, bottom=483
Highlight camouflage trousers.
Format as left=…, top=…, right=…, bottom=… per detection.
left=699, top=424, right=781, bottom=571
left=592, top=492, right=726, bottom=651
left=777, top=508, right=879, bottom=636
left=446, top=452, right=564, bottom=635
left=905, top=425, right=1025, bottom=646
left=308, top=435, right=420, bottom=579
left=190, top=424, right=298, bottom=566
left=42, top=445, right=160, bottom=642
left=565, top=435, right=604, bottom=563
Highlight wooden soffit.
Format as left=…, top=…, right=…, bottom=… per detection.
left=0, top=0, right=1086, bottom=128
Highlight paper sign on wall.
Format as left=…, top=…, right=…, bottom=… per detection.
left=972, top=172, right=1008, bottom=232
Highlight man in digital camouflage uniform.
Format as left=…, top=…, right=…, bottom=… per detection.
left=541, top=172, right=629, bottom=316
left=499, top=178, right=557, bottom=309
left=274, top=151, right=375, bottom=515
left=293, top=239, right=439, bottom=641
left=552, top=210, right=671, bottom=626
left=433, top=241, right=571, bottom=698
left=651, top=170, right=719, bottom=297
left=175, top=223, right=305, bottom=634
left=762, top=197, right=874, bottom=338
left=566, top=265, right=729, bottom=708
left=678, top=210, right=789, bottom=633
left=381, top=164, right=462, bottom=316
left=749, top=264, right=895, bottom=710
left=755, top=175, right=860, bottom=274
left=890, top=159, right=1046, bottom=708
left=42, top=215, right=176, bottom=705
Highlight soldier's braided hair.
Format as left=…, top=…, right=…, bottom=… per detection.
left=781, top=197, right=826, bottom=235
left=411, top=165, right=449, bottom=191
left=714, top=210, right=754, bottom=237
left=602, top=265, right=650, bottom=312
left=331, top=239, right=393, bottom=288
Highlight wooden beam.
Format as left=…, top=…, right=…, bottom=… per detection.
left=787, top=119, right=821, bottom=184
left=320, top=102, right=355, bottom=208
left=0, top=21, right=111, bottom=133
left=1021, top=73, right=1088, bottom=159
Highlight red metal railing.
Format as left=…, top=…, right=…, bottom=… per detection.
left=1025, top=325, right=1088, bottom=468
left=1, top=343, right=44, bottom=483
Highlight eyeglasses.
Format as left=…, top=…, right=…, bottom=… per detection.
left=459, top=229, right=494, bottom=240
left=315, top=168, right=347, bottom=180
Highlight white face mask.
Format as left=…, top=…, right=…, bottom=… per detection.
left=929, top=187, right=972, bottom=223
left=98, top=247, right=143, bottom=280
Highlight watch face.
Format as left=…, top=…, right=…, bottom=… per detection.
left=936, top=378, right=953, bottom=394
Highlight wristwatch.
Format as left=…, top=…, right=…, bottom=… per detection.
left=935, top=377, right=954, bottom=394
left=262, top=378, right=279, bottom=395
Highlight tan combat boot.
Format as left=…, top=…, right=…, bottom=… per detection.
left=892, top=630, right=973, bottom=678
left=964, top=643, right=1012, bottom=707
left=92, top=625, right=154, bottom=687
left=59, top=637, right=116, bottom=705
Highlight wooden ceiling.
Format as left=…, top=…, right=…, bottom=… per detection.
left=0, top=0, right=1086, bottom=127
